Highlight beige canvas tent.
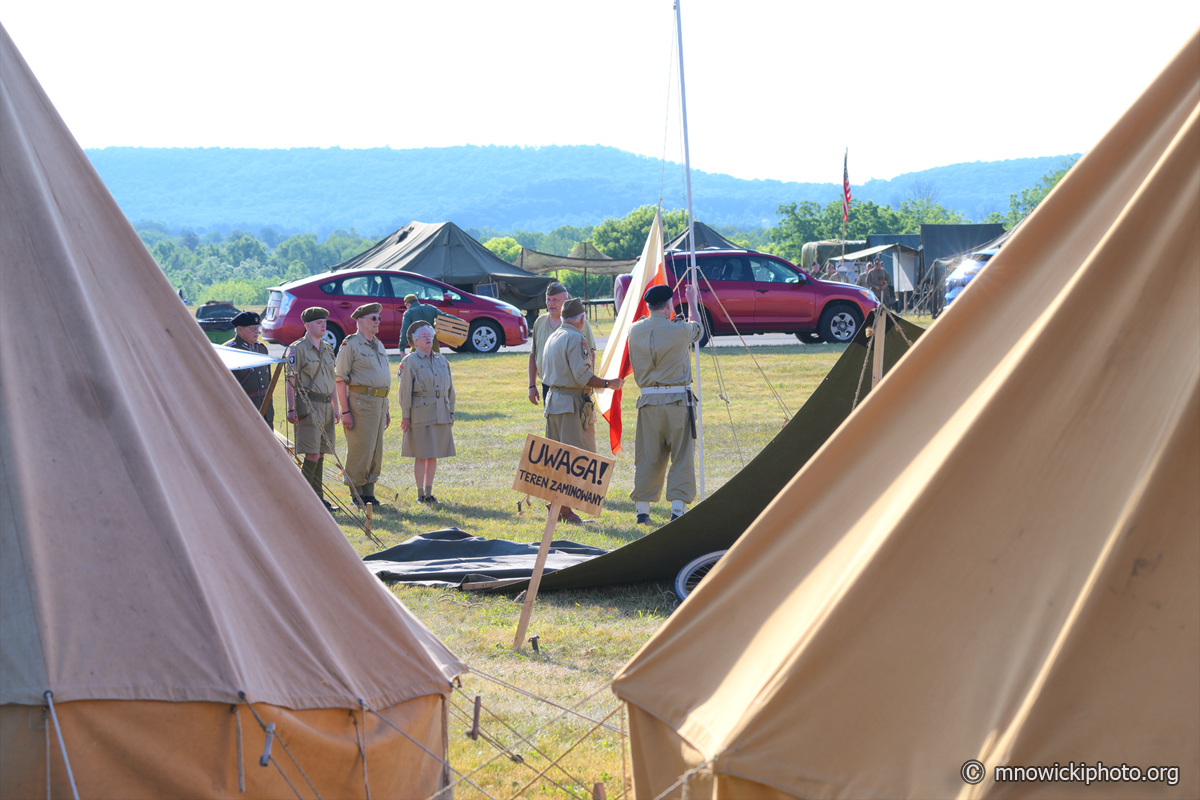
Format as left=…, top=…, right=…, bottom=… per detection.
left=0, top=24, right=466, bottom=799
left=612, top=29, right=1200, bottom=800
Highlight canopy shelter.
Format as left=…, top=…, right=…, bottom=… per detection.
left=800, top=238, right=866, bottom=271
left=613, top=28, right=1199, bottom=800
left=512, top=247, right=637, bottom=277
left=333, top=220, right=554, bottom=311
left=664, top=221, right=744, bottom=252
left=836, top=242, right=922, bottom=292
left=0, top=24, right=465, bottom=799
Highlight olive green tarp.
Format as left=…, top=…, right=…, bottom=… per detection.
left=489, top=312, right=923, bottom=592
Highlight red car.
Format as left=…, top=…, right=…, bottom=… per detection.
left=619, top=250, right=879, bottom=345
left=263, top=270, right=528, bottom=353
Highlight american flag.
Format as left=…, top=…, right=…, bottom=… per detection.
left=842, top=149, right=851, bottom=223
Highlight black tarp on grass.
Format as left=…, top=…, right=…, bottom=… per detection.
left=484, top=312, right=925, bottom=592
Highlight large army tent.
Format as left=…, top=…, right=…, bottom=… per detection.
left=613, top=29, right=1199, bottom=800
left=333, top=220, right=553, bottom=311
left=0, top=25, right=466, bottom=799
left=664, top=221, right=743, bottom=252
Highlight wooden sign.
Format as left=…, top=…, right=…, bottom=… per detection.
left=513, top=434, right=615, bottom=516
left=434, top=315, right=469, bottom=348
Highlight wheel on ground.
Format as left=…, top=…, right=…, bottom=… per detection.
left=467, top=319, right=502, bottom=354
left=817, top=304, right=863, bottom=344
left=673, top=550, right=728, bottom=602
left=795, top=331, right=823, bottom=344
left=322, top=323, right=345, bottom=351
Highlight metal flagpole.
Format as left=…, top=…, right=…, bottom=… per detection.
left=674, top=0, right=705, bottom=501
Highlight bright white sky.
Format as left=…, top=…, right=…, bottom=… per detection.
left=5, top=1, right=1198, bottom=185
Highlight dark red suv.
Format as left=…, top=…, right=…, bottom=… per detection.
left=643, top=250, right=879, bottom=345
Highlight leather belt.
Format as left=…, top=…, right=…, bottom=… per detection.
left=639, top=385, right=690, bottom=395
left=547, top=386, right=584, bottom=396
left=306, top=392, right=332, bottom=403
left=350, top=385, right=389, bottom=397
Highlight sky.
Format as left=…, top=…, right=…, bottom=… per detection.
left=5, top=0, right=1198, bottom=186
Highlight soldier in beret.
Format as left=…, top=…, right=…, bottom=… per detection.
left=400, top=293, right=457, bottom=356
left=224, top=310, right=274, bottom=427
left=335, top=302, right=391, bottom=506
left=627, top=283, right=704, bottom=525
left=285, top=307, right=340, bottom=512
left=542, top=297, right=624, bottom=523
left=528, top=281, right=596, bottom=407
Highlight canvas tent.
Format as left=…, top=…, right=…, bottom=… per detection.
left=513, top=244, right=638, bottom=277
left=333, top=220, right=554, bottom=311
left=613, top=28, right=1199, bottom=800
left=664, top=221, right=744, bottom=252
left=0, top=25, right=466, bottom=799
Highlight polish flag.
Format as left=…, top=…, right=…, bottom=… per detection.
left=595, top=210, right=670, bottom=454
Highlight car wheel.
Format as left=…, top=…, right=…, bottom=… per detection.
left=795, top=332, right=823, bottom=344
left=323, top=323, right=345, bottom=351
left=673, top=550, right=727, bottom=602
left=818, top=304, right=863, bottom=344
left=467, top=319, right=502, bottom=354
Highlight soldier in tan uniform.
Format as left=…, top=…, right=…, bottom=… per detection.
left=865, top=258, right=896, bottom=309
left=285, top=307, right=339, bottom=512
left=335, top=302, right=391, bottom=506
left=224, top=311, right=274, bottom=427
left=398, top=323, right=456, bottom=505
left=542, top=297, right=624, bottom=523
left=628, top=283, right=704, bottom=525
left=527, top=282, right=596, bottom=406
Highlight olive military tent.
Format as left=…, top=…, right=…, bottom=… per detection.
left=613, top=28, right=1200, bottom=800
left=332, top=220, right=554, bottom=311
left=664, top=220, right=743, bottom=252
left=0, top=24, right=466, bottom=799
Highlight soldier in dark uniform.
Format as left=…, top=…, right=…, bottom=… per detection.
left=224, top=311, right=274, bottom=427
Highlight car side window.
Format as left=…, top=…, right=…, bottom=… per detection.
left=749, top=257, right=802, bottom=284
left=319, top=281, right=337, bottom=294
left=389, top=275, right=437, bottom=301
left=339, top=274, right=389, bottom=297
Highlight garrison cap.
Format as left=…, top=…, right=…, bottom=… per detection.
left=300, top=306, right=329, bottom=323
left=351, top=302, right=383, bottom=319
left=230, top=311, right=261, bottom=327
left=404, top=293, right=419, bottom=304
left=546, top=281, right=568, bottom=296
left=561, top=298, right=585, bottom=318
left=643, top=285, right=673, bottom=305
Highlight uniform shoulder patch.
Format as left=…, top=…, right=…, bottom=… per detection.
left=286, top=348, right=296, bottom=366
left=580, top=341, right=591, bottom=358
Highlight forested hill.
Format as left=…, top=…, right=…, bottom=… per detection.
left=85, top=145, right=1078, bottom=237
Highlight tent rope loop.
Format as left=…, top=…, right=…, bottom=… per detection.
left=238, top=692, right=324, bottom=800
left=43, top=692, right=80, bottom=800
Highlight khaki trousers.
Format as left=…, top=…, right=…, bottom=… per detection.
left=631, top=403, right=695, bottom=503
left=545, top=403, right=596, bottom=453
left=343, top=393, right=387, bottom=488
left=294, top=402, right=336, bottom=455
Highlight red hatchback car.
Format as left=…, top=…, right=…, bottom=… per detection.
left=263, top=270, right=529, bottom=353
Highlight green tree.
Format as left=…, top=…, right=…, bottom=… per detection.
left=987, top=157, right=1078, bottom=228
left=895, top=199, right=967, bottom=230
left=592, top=205, right=688, bottom=259
left=276, top=233, right=322, bottom=275
left=226, top=235, right=269, bottom=268
left=483, top=236, right=522, bottom=263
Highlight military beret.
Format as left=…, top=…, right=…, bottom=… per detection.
left=545, top=282, right=568, bottom=296
left=561, top=298, right=585, bottom=317
left=351, top=302, right=383, bottom=319
left=230, top=311, right=261, bottom=327
left=300, top=306, right=329, bottom=323
left=643, top=285, right=674, bottom=305
left=404, top=293, right=418, bottom=304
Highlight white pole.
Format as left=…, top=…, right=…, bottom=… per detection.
left=675, top=0, right=705, bottom=501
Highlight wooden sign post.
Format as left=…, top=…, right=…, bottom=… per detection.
left=510, top=434, right=616, bottom=651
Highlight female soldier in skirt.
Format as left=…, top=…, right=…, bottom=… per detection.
left=398, top=323, right=455, bottom=504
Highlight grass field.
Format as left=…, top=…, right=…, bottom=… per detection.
left=266, top=312, right=933, bottom=798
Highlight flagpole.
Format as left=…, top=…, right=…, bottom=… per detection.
left=675, top=0, right=705, bottom=501
left=841, top=148, right=848, bottom=268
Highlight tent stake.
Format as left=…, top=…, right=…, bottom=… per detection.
left=513, top=503, right=559, bottom=650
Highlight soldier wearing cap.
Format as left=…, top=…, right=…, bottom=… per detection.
left=400, top=293, right=456, bottom=355
left=627, top=283, right=704, bottom=525
left=528, top=281, right=596, bottom=407
left=542, top=298, right=624, bottom=523
left=335, top=302, right=391, bottom=506
left=285, top=307, right=340, bottom=511
left=865, top=258, right=896, bottom=309
left=224, top=310, right=274, bottom=427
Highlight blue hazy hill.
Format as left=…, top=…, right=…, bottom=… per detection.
left=84, top=145, right=1077, bottom=236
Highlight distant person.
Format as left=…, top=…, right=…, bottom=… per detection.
left=224, top=311, right=274, bottom=427
left=627, top=284, right=704, bottom=525
left=528, top=282, right=596, bottom=407
left=541, top=297, right=623, bottom=523
left=285, top=307, right=340, bottom=512
left=335, top=303, right=391, bottom=507
left=398, top=323, right=456, bottom=506
left=400, top=293, right=456, bottom=356
left=866, top=258, right=896, bottom=309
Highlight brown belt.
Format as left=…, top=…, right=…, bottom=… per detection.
left=349, top=385, right=389, bottom=398
left=306, top=392, right=332, bottom=403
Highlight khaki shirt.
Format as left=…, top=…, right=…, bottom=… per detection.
left=531, top=313, right=596, bottom=379
left=398, top=349, right=455, bottom=425
left=286, top=335, right=336, bottom=397
left=628, top=312, right=703, bottom=407
left=542, top=325, right=595, bottom=416
left=335, top=333, right=391, bottom=389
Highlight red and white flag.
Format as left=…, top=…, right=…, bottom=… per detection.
left=842, top=148, right=852, bottom=223
left=595, top=210, right=669, bottom=454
